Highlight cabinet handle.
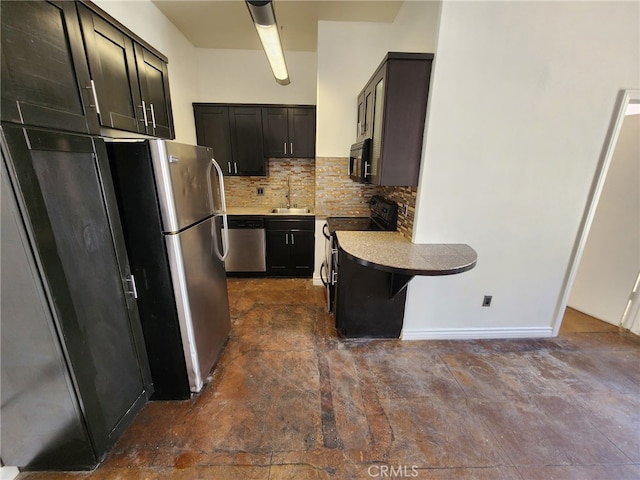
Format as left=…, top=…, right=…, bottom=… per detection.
left=139, top=100, right=148, bottom=126
left=364, top=161, right=370, bottom=178
left=284, top=142, right=287, bottom=155
left=290, top=233, right=294, bottom=245
left=124, top=274, right=138, bottom=299
left=228, top=162, right=232, bottom=174
left=85, top=80, right=101, bottom=116
left=285, top=233, right=289, bottom=245
left=149, top=103, right=157, bottom=129
left=290, top=142, right=293, bottom=156
left=234, top=162, right=238, bottom=174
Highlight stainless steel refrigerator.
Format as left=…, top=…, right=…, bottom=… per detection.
left=107, top=139, right=231, bottom=399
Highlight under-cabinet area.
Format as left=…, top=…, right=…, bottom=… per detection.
left=223, top=213, right=315, bottom=278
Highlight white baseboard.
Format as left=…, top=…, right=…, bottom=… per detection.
left=401, top=326, right=554, bottom=340
left=312, top=276, right=324, bottom=287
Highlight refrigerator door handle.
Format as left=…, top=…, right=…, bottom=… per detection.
left=208, top=158, right=230, bottom=262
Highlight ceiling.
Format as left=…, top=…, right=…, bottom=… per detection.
left=151, top=1, right=404, bottom=52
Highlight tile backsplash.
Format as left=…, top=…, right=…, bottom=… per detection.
left=225, top=156, right=417, bottom=240
left=224, top=158, right=315, bottom=209
left=381, top=185, right=417, bottom=240
left=315, top=157, right=381, bottom=217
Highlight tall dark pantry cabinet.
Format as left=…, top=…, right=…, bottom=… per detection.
left=1, top=1, right=160, bottom=471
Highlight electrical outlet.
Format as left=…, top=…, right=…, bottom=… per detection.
left=482, top=295, right=492, bottom=307
left=257, top=187, right=264, bottom=195
left=402, top=204, right=409, bottom=216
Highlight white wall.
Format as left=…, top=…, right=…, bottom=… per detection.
left=196, top=49, right=317, bottom=105
left=93, top=0, right=199, bottom=144
left=403, top=1, right=640, bottom=339
left=313, top=2, right=440, bottom=284
left=317, top=21, right=390, bottom=157
left=569, top=114, right=640, bottom=324
left=316, top=1, right=440, bottom=157
left=92, top=2, right=317, bottom=141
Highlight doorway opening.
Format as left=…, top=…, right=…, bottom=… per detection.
left=553, top=89, right=640, bottom=336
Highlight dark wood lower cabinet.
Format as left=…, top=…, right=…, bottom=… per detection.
left=0, top=124, right=153, bottom=470
left=265, top=217, right=314, bottom=277
left=334, top=248, right=407, bottom=338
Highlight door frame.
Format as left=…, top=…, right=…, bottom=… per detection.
left=551, top=89, right=640, bottom=335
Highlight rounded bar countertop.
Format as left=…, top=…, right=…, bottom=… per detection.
left=336, top=231, right=477, bottom=276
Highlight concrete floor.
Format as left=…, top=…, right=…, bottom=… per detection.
left=18, top=279, right=640, bottom=479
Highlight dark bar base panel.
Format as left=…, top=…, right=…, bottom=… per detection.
left=335, top=249, right=407, bottom=338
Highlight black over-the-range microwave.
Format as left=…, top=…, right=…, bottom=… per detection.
left=349, top=138, right=371, bottom=183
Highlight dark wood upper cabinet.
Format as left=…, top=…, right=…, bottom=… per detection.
left=194, top=104, right=266, bottom=176
left=356, top=88, right=374, bottom=143
left=77, top=3, right=174, bottom=139
left=262, top=106, right=316, bottom=158
left=194, top=103, right=316, bottom=175
left=357, top=52, right=433, bottom=186
left=229, top=106, right=266, bottom=176
left=0, top=1, right=99, bottom=134
left=193, top=105, right=232, bottom=166
left=134, top=44, right=174, bottom=139
left=288, top=108, right=316, bottom=158
left=78, top=4, right=143, bottom=134
left=262, top=107, right=289, bottom=157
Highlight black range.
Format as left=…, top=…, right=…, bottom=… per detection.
left=321, top=196, right=399, bottom=315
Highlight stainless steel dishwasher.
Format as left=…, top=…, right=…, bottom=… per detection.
left=223, top=216, right=266, bottom=273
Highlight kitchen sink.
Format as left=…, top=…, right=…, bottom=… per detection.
left=270, top=207, right=311, bottom=214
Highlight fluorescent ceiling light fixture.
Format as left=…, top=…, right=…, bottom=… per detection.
left=246, top=0, right=290, bottom=85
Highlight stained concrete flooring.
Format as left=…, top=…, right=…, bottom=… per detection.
left=18, top=279, right=640, bottom=479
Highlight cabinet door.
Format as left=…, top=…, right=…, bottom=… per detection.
left=369, top=70, right=386, bottom=185
left=1, top=125, right=152, bottom=457
left=356, top=92, right=365, bottom=141
left=363, top=86, right=375, bottom=139
left=262, top=107, right=288, bottom=157
left=1, top=165, right=97, bottom=470
left=78, top=5, right=143, bottom=134
left=194, top=105, right=233, bottom=168
left=229, top=106, right=266, bottom=176
left=290, top=230, right=314, bottom=276
left=265, top=230, right=290, bottom=274
left=288, top=108, right=316, bottom=158
left=135, top=44, right=174, bottom=139
left=0, top=1, right=99, bottom=134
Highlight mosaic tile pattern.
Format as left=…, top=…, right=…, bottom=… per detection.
left=224, top=156, right=417, bottom=239
left=314, top=157, right=417, bottom=239
left=314, top=157, right=382, bottom=217
left=224, top=158, right=315, bottom=210
left=381, top=185, right=417, bottom=240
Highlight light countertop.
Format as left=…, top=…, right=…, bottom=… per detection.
left=226, top=207, right=315, bottom=216
left=336, top=231, right=477, bottom=276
